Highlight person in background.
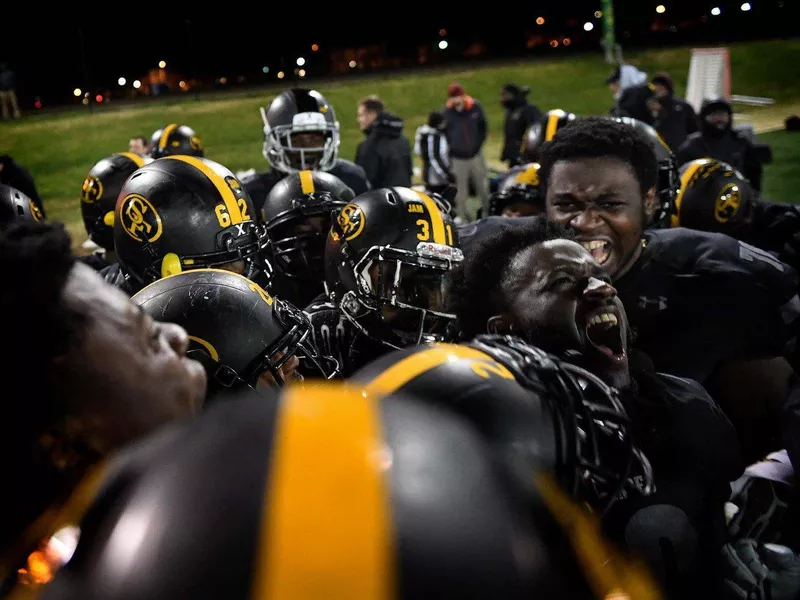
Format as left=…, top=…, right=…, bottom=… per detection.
left=414, top=110, right=454, bottom=196
left=606, top=64, right=657, bottom=126
left=443, top=82, right=489, bottom=221
left=128, top=136, right=152, bottom=158
left=0, top=154, right=45, bottom=219
left=0, top=62, right=21, bottom=120
left=354, top=95, right=412, bottom=189
left=650, top=72, right=698, bottom=152
left=500, top=82, right=541, bottom=168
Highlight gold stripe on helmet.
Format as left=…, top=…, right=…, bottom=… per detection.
left=672, top=158, right=712, bottom=228
left=115, top=152, right=146, bottom=168
left=163, top=156, right=244, bottom=225
left=158, top=124, right=179, bottom=150
left=253, top=383, right=393, bottom=600
left=362, top=343, right=511, bottom=397
left=188, top=336, right=219, bottom=361
left=514, top=163, right=540, bottom=186
left=413, top=190, right=446, bottom=245
left=299, top=170, right=315, bottom=194
left=545, top=110, right=564, bottom=142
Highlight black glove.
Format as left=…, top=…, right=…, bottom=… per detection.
left=720, top=539, right=800, bottom=600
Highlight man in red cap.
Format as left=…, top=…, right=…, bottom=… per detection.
left=442, top=82, right=489, bottom=221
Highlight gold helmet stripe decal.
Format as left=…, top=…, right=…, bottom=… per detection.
left=545, top=110, right=563, bottom=141
left=413, top=190, right=447, bottom=245
left=158, top=123, right=179, bottom=150
left=299, top=170, right=315, bottom=194
left=253, top=383, right=392, bottom=600
left=115, top=152, right=146, bottom=168
left=163, top=156, right=244, bottom=225
left=672, top=159, right=711, bottom=228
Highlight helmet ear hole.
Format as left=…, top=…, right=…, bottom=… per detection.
left=161, top=253, right=183, bottom=278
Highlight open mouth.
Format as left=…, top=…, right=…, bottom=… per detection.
left=581, top=240, right=612, bottom=265
left=585, top=309, right=625, bottom=363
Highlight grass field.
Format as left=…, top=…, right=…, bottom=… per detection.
left=1, top=38, right=798, bottom=246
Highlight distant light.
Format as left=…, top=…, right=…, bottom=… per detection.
left=584, top=21, right=594, bottom=31
left=117, top=77, right=126, bottom=86
left=220, top=77, right=227, bottom=84
left=73, top=88, right=81, bottom=97
left=296, top=57, right=305, bottom=66
left=311, top=43, right=319, bottom=52
left=35, top=100, right=42, bottom=109
left=439, top=28, right=446, bottom=36
left=158, top=60, right=166, bottom=69
left=95, top=94, right=103, bottom=103
left=711, top=6, right=721, bottom=14
left=277, top=71, right=285, bottom=79
left=82, top=98, right=89, bottom=105
left=550, top=40, right=559, bottom=47
left=133, top=80, right=141, bottom=89
left=594, top=10, right=603, bottom=18
left=536, top=16, right=545, bottom=25
left=740, top=2, right=751, bottom=10
left=438, top=40, right=448, bottom=50
left=298, top=69, right=306, bottom=78
left=563, top=37, right=571, bottom=46
left=179, top=80, right=186, bottom=88
left=348, top=60, right=357, bottom=68
left=656, top=4, right=666, bottom=13
left=263, top=66, right=270, bottom=74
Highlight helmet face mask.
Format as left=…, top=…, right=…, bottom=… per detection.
left=261, top=107, right=340, bottom=173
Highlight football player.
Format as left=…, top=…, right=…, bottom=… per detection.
left=132, top=269, right=332, bottom=401
left=487, top=162, right=543, bottom=218
left=0, top=183, right=44, bottom=229
left=148, top=123, right=204, bottom=159
left=78, top=152, right=151, bottom=270
left=262, top=169, right=355, bottom=308
left=0, top=221, right=205, bottom=597
left=446, top=218, right=744, bottom=598
left=39, top=383, right=662, bottom=600
left=540, top=117, right=800, bottom=464
left=242, top=88, right=370, bottom=216
left=101, top=156, right=270, bottom=296
left=518, top=108, right=576, bottom=163
left=306, top=187, right=462, bottom=377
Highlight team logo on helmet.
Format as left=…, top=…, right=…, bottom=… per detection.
left=80, top=175, right=104, bottom=204
left=337, top=204, right=365, bottom=241
left=249, top=282, right=273, bottom=306
left=714, top=183, right=742, bottom=223
left=29, top=201, right=43, bottom=222
left=190, top=135, right=203, bottom=151
left=120, top=193, right=163, bottom=243
left=224, top=175, right=244, bottom=197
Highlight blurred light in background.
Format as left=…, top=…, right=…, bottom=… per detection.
left=118, top=77, right=126, bottom=86
left=133, top=80, right=141, bottom=89
left=73, top=88, right=81, bottom=97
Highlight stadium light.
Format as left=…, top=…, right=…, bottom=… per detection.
left=550, top=40, right=559, bottom=47
left=584, top=22, right=594, bottom=31
left=536, top=16, right=545, bottom=25
left=277, top=71, right=285, bottom=79
left=349, top=60, right=357, bottom=68
left=438, top=40, right=448, bottom=50
left=296, top=57, right=305, bottom=66
left=740, top=2, right=751, bottom=10
left=118, top=77, right=126, bottom=86
left=133, top=80, right=141, bottom=89
left=158, top=60, right=166, bottom=69
left=656, top=4, right=666, bottom=14
left=311, top=44, right=319, bottom=52
left=298, top=69, right=306, bottom=77
left=594, top=10, right=602, bottom=18
left=711, top=6, right=721, bottom=14
left=73, top=88, right=82, bottom=97
left=82, top=98, right=89, bottom=105
left=563, top=38, right=571, bottom=46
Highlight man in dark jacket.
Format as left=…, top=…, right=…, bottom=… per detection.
left=606, top=65, right=658, bottom=126
left=500, top=83, right=541, bottom=168
left=677, top=98, right=770, bottom=191
left=443, top=82, right=489, bottom=221
left=650, top=72, right=698, bottom=152
left=354, top=95, right=412, bottom=189
left=0, top=155, right=45, bottom=218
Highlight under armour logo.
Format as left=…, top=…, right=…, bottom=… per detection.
left=639, top=296, right=668, bottom=311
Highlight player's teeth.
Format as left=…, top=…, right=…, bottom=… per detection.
left=609, top=314, right=618, bottom=326
left=581, top=240, right=607, bottom=251
left=600, top=314, right=610, bottom=323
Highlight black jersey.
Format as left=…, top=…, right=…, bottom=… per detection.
left=99, top=262, right=139, bottom=296
left=242, top=159, right=370, bottom=217
left=615, top=228, right=800, bottom=383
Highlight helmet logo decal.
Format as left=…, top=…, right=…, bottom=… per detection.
left=29, top=201, right=43, bottom=222
left=249, top=282, right=274, bottom=305
left=81, top=175, right=104, bottom=204
left=189, top=135, right=203, bottom=151
left=514, top=163, right=540, bottom=186
left=120, top=193, right=163, bottom=243
left=188, top=335, right=219, bottom=361
left=715, top=183, right=741, bottom=223
left=337, top=204, right=365, bottom=241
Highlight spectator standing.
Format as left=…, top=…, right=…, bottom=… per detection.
left=414, top=110, right=454, bottom=196
left=0, top=63, right=21, bottom=120
left=650, top=72, right=699, bottom=152
left=500, top=83, right=541, bottom=168
left=355, top=95, right=412, bottom=189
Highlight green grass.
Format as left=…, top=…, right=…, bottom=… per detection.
left=1, top=38, right=798, bottom=245
left=759, top=130, right=800, bottom=204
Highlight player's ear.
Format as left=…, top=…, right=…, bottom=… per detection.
left=487, top=314, right=515, bottom=335
left=643, top=186, right=657, bottom=223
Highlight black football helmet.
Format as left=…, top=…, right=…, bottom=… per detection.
left=0, top=184, right=44, bottom=228
left=260, top=88, right=340, bottom=173
left=113, top=156, right=270, bottom=290
left=263, top=169, right=355, bottom=285
left=325, top=187, right=463, bottom=349
left=488, top=162, right=543, bottom=217
left=672, top=158, right=756, bottom=236
left=610, top=116, right=679, bottom=228
left=352, top=335, right=653, bottom=515
left=80, top=152, right=150, bottom=250
left=132, top=269, right=328, bottom=394
left=520, top=109, right=577, bottom=163
left=149, top=124, right=204, bottom=159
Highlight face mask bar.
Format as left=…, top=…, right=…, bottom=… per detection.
left=260, top=108, right=340, bottom=173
